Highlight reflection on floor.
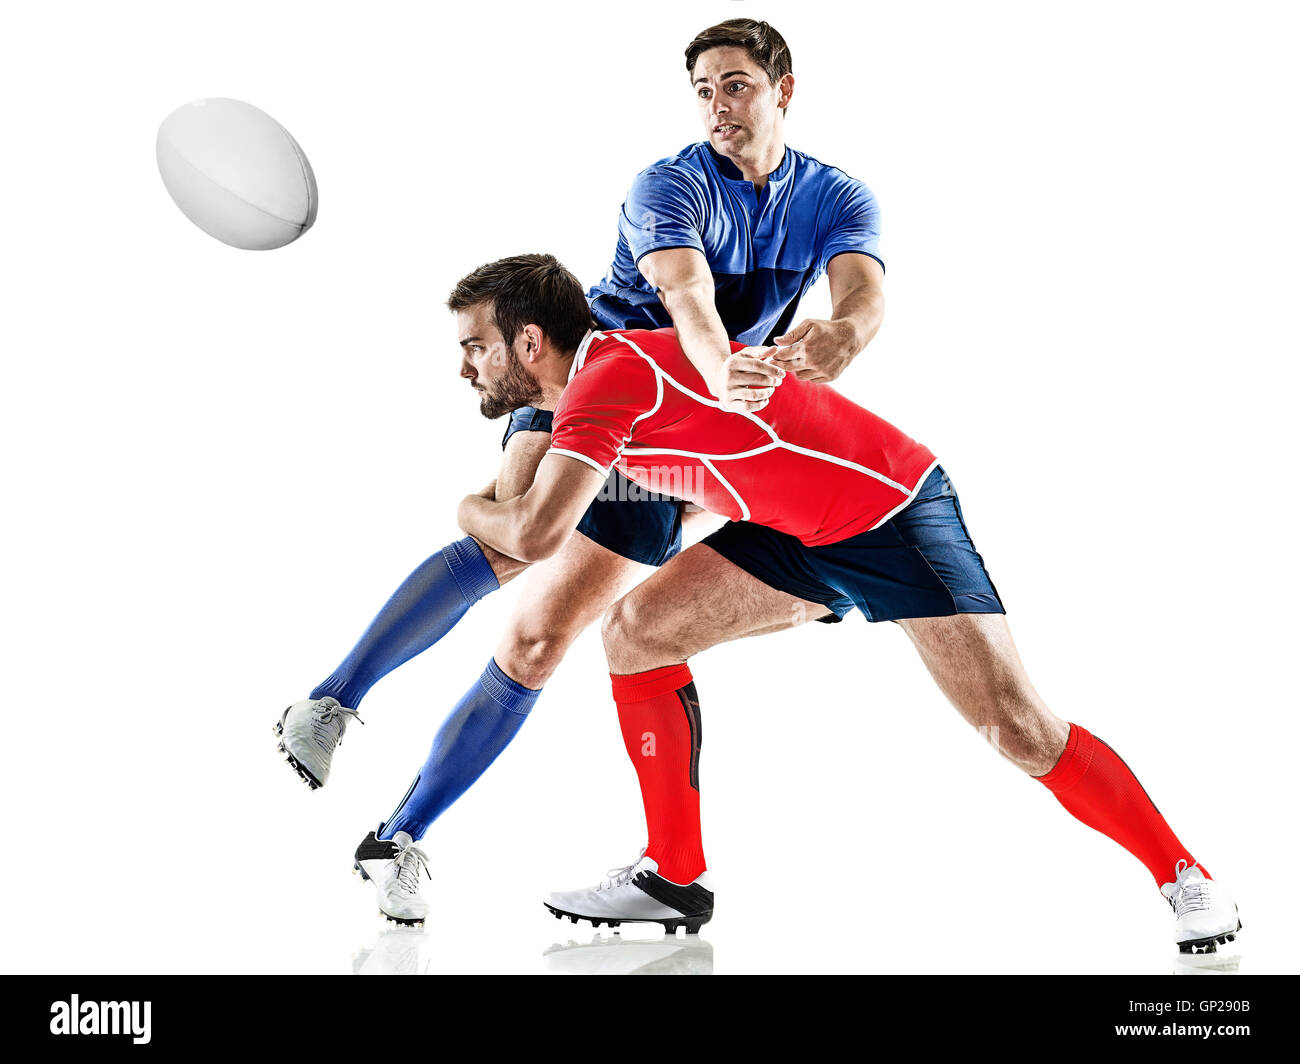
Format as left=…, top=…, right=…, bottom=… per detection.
left=543, top=931, right=713, bottom=975
left=352, top=927, right=430, bottom=976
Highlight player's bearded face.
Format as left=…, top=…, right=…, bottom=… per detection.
left=476, top=338, right=544, bottom=419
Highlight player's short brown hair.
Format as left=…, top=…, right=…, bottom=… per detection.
left=685, top=18, right=793, bottom=87
left=447, top=253, right=593, bottom=354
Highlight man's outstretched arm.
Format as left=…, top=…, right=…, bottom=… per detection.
left=458, top=453, right=608, bottom=564
left=770, top=253, right=885, bottom=383
left=639, top=246, right=786, bottom=413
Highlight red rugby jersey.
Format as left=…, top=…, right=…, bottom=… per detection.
left=548, top=329, right=938, bottom=547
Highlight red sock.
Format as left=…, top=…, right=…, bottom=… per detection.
left=612, top=663, right=705, bottom=884
left=1037, top=723, right=1207, bottom=885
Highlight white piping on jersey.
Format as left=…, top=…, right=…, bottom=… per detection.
left=600, top=330, right=919, bottom=505
left=621, top=442, right=783, bottom=461
left=699, top=457, right=750, bottom=521
left=628, top=366, right=664, bottom=439
left=608, top=333, right=783, bottom=446
left=866, top=456, right=942, bottom=529
left=554, top=331, right=664, bottom=475
left=569, top=330, right=599, bottom=381
left=548, top=447, right=609, bottom=477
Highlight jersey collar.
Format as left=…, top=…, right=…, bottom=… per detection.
left=704, top=142, right=793, bottom=185
left=569, top=329, right=599, bottom=381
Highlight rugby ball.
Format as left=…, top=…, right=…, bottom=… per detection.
left=156, top=98, right=318, bottom=250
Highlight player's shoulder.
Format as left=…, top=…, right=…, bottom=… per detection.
left=587, top=327, right=675, bottom=363
left=557, top=331, right=663, bottom=418
left=584, top=329, right=692, bottom=384
left=787, top=145, right=874, bottom=196
left=628, top=143, right=715, bottom=190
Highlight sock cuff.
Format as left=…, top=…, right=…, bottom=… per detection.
left=481, top=658, right=541, bottom=716
left=610, top=662, right=694, bottom=703
left=1036, top=722, right=1095, bottom=792
left=442, top=536, right=500, bottom=605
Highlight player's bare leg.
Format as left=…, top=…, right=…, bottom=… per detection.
left=494, top=532, right=649, bottom=690
left=371, top=530, right=648, bottom=855
left=894, top=613, right=1068, bottom=775
left=897, top=612, right=1239, bottom=951
left=601, top=543, right=831, bottom=674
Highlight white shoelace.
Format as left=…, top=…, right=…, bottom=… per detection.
left=310, top=701, right=362, bottom=752
left=597, top=849, right=648, bottom=892
left=393, top=839, right=431, bottom=896
left=1170, top=859, right=1209, bottom=917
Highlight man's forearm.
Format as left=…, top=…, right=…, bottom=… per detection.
left=832, top=280, right=885, bottom=355
left=458, top=494, right=534, bottom=563
left=657, top=280, right=733, bottom=389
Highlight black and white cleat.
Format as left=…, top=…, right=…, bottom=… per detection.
left=544, top=852, right=713, bottom=935
left=354, top=826, right=430, bottom=927
left=1177, top=925, right=1242, bottom=956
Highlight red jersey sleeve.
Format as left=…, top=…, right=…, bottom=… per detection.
left=548, top=344, right=662, bottom=476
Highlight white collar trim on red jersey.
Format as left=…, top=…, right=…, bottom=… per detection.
left=569, top=329, right=604, bottom=382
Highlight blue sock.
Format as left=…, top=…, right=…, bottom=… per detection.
left=310, top=537, right=499, bottom=710
left=379, top=658, right=540, bottom=840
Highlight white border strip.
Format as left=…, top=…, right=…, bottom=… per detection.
left=546, top=447, right=610, bottom=476
left=700, top=457, right=750, bottom=521
left=864, top=456, right=942, bottom=530
left=621, top=442, right=781, bottom=461
left=604, top=331, right=908, bottom=493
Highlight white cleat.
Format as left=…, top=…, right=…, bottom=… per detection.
left=544, top=852, right=713, bottom=934
left=1161, top=860, right=1241, bottom=954
left=353, top=828, right=431, bottom=926
left=274, top=696, right=361, bottom=789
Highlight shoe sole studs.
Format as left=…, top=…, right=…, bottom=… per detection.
left=543, top=902, right=709, bottom=935
left=1178, top=920, right=1243, bottom=954
left=273, top=708, right=323, bottom=790
left=381, top=912, right=426, bottom=928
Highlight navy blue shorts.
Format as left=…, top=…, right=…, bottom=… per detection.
left=702, top=464, right=1004, bottom=623
left=502, top=407, right=683, bottom=567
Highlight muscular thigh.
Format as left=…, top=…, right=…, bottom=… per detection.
left=896, top=612, right=1068, bottom=772
left=896, top=612, right=1031, bottom=722
left=494, top=531, right=648, bottom=686
left=604, top=543, right=832, bottom=673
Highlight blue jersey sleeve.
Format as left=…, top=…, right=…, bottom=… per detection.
left=818, top=178, right=884, bottom=274
left=619, top=165, right=707, bottom=265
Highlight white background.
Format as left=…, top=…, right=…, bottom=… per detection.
left=2, top=0, right=1296, bottom=975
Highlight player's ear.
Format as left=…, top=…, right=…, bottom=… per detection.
left=778, top=73, right=794, bottom=113
left=522, top=323, right=543, bottom=362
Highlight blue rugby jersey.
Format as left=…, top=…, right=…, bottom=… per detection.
left=587, top=142, right=882, bottom=346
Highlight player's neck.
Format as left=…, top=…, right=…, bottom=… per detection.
left=731, top=137, right=786, bottom=189
left=531, top=355, right=576, bottom=411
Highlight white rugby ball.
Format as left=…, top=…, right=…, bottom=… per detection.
left=156, top=98, right=318, bottom=250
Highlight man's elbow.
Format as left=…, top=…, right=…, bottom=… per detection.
left=514, top=515, right=569, bottom=564
left=656, top=276, right=713, bottom=314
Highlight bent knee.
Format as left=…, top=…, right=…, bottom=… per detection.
left=497, top=622, right=579, bottom=689
left=601, top=594, right=660, bottom=655
left=978, top=698, right=1069, bottom=775
left=602, top=593, right=692, bottom=675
